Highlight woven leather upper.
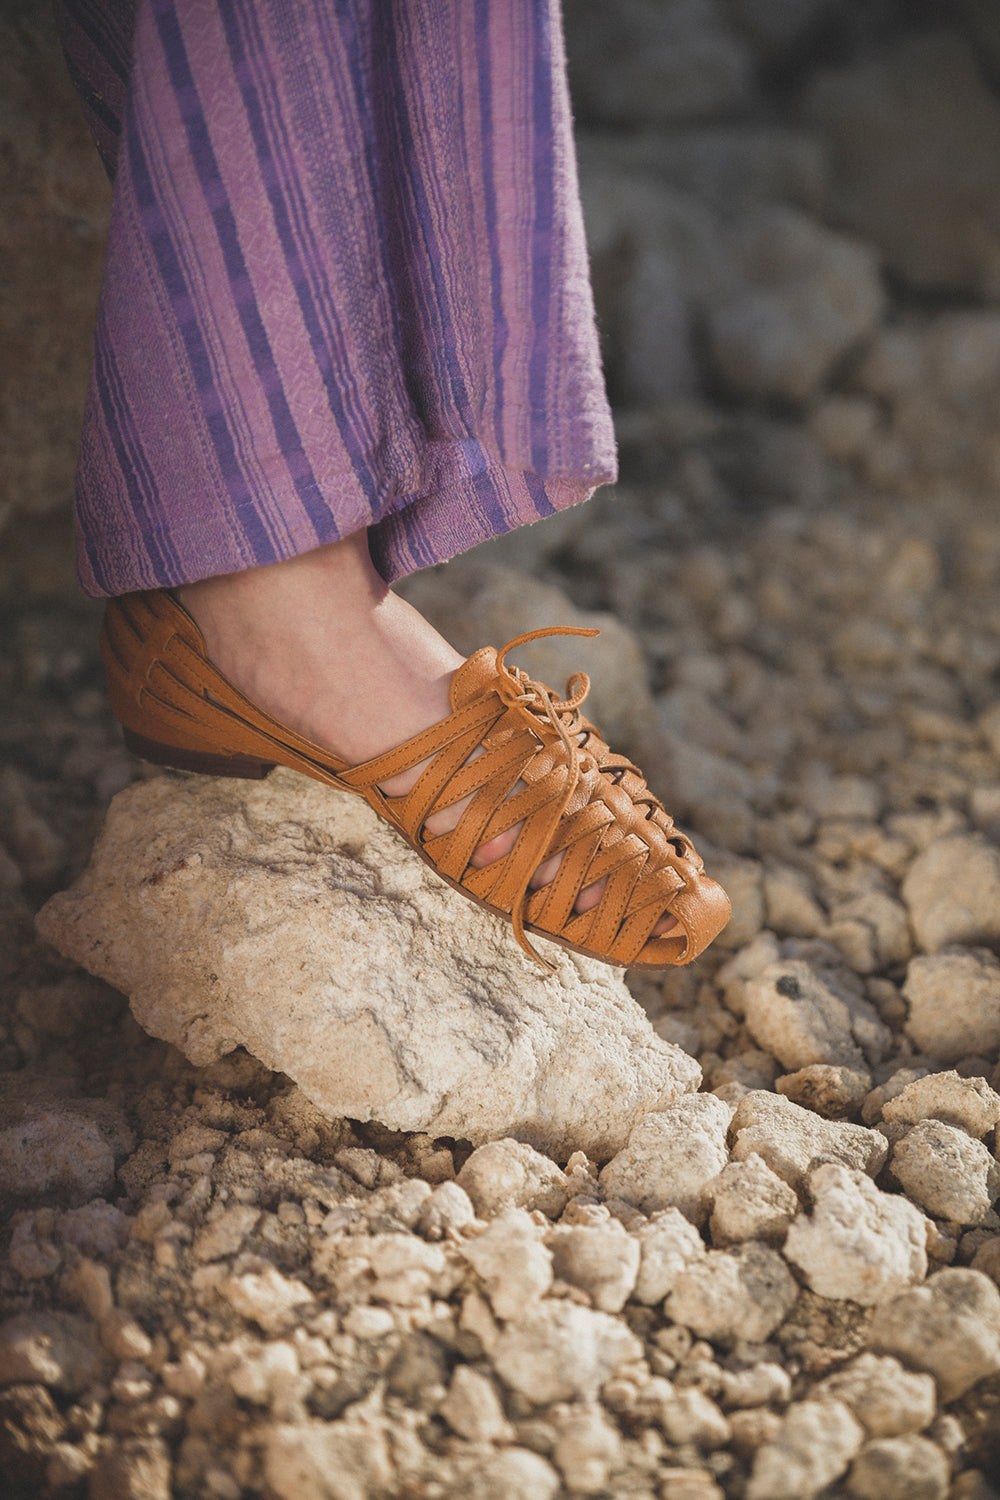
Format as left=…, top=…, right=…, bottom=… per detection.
left=102, top=589, right=731, bottom=969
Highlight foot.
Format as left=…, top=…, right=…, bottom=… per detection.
left=179, top=534, right=677, bottom=937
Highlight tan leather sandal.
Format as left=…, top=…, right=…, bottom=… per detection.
left=100, top=589, right=731, bottom=971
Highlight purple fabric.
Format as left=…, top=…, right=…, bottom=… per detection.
left=56, top=0, right=617, bottom=597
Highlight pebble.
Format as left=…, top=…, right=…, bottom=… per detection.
left=631, top=1209, right=708, bottom=1305
left=783, top=1163, right=928, bottom=1305
left=775, top=1064, right=872, bottom=1119
left=846, top=1434, right=949, bottom=1500
left=903, top=950, right=1000, bottom=1062
left=491, top=1302, right=642, bottom=1405
left=0, top=1311, right=106, bottom=1394
left=551, top=1402, right=624, bottom=1493
left=729, top=1090, right=888, bottom=1189
left=902, top=835, right=1000, bottom=952
left=665, top=1242, right=799, bottom=1346
left=867, top=1268, right=1000, bottom=1401
left=812, top=1352, right=937, bottom=1437
left=439, top=1365, right=514, bottom=1443
left=881, top=1071, right=1000, bottom=1136
left=460, top=1209, right=553, bottom=1321
left=746, top=1398, right=865, bottom=1500
left=547, top=1219, right=640, bottom=1313
left=891, top=1120, right=1000, bottom=1225
left=743, top=959, right=867, bottom=1070
left=456, top=1140, right=572, bottom=1221
left=708, top=1154, right=800, bottom=1246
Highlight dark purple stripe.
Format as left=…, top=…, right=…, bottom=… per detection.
left=474, top=0, right=507, bottom=423
left=528, top=1, right=555, bottom=471
left=151, top=0, right=331, bottom=538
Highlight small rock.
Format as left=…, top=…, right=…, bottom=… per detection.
left=660, top=1387, right=731, bottom=1450
left=598, top=1094, right=732, bottom=1225
left=707, top=206, right=883, bottom=402
left=264, top=1410, right=393, bottom=1500
left=460, top=1210, right=553, bottom=1322
left=882, top=1071, right=1000, bottom=1137
left=867, top=1267, right=1000, bottom=1401
left=89, top=1438, right=171, bottom=1500
left=449, top=1447, right=561, bottom=1500
left=439, top=1365, right=513, bottom=1444
left=812, top=1352, right=936, bottom=1437
left=775, top=1064, right=872, bottom=1120
left=719, top=1362, right=791, bottom=1410
left=191, top=1203, right=260, bottom=1263
left=631, top=1209, right=708, bottom=1305
left=491, top=1302, right=642, bottom=1404
left=220, top=1267, right=315, bottom=1334
left=551, top=1402, right=624, bottom=1494
left=547, top=1220, right=640, bottom=1312
left=708, top=1154, right=800, bottom=1247
left=846, top=1435, right=949, bottom=1500
left=783, top=1163, right=928, bottom=1305
left=763, top=868, right=827, bottom=939
left=0, top=1100, right=131, bottom=1208
left=0, top=1312, right=105, bottom=1394
left=902, top=835, right=1000, bottom=953
left=743, top=959, right=866, bottom=1070
left=665, top=1241, right=798, bottom=1345
left=456, top=1140, right=571, bottom=1221
left=100, top=1309, right=154, bottom=1364
left=904, top=949, right=1000, bottom=1063
left=730, top=1091, right=888, bottom=1190
left=417, top=1181, right=477, bottom=1240
left=891, top=1120, right=999, bottom=1225
left=746, top=1398, right=865, bottom=1500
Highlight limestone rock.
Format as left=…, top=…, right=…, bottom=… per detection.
left=729, top=1091, right=888, bottom=1190
left=782, top=1163, right=928, bottom=1306
left=890, top=1120, right=999, bottom=1226
left=450, top=1448, right=561, bottom=1500
left=881, top=1070, right=1000, bottom=1137
left=775, top=1064, right=872, bottom=1120
left=439, top=1366, right=513, bottom=1444
left=812, top=1353, right=936, bottom=1438
left=456, top=1141, right=573, bottom=1221
left=36, top=772, right=700, bottom=1160
left=903, top=950, right=1000, bottom=1062
left=631, top=1209, right=708, bottom=1305
left=746, top=1399, right=865, bottom=1500
left=902, top=834, right=1000, bottom=952
left=867, top=1268, right=1000, bottom=1402
left=846, top=1435, right=949, bottom=1500
left=264, top=1410, right=393, bottom=1500
left=708, top=1153, right=800, bottom=1247
left=460, top=1211, right=553, bottom=1322
left=598, top=1094, right=732, bottom=1224
left=0, top=1097, right=133, bottom=1208
left=547, top=1220, right=640, bottom=1313
left=0, top=1312, right=107, bottom=1394
left=743, top=959, right=867, bottom=1071
left=491, top=1302, right=642, bottom=1405
left=665, top=1241, right=798, bottom=1345
left=550, top=1403, right=624, bottom=1494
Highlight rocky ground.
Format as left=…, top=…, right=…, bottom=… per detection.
left=7, top=1, right=1000, bottom=1497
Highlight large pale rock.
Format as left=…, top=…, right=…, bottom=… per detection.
left=782, top=1164, right=928, bottom=1305
left=36, top=773, right=700, bottom=1160
left=903, top=950, right=1000, bottom=1062
left=881, top=1071, right=1000, bottom=1138
left=867, top=1268, right=1000, bottom=1402
left=491, top=1302, right=642, bottom=1404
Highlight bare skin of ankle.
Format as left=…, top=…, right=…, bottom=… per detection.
left=179, top=532, right=676, bottom=936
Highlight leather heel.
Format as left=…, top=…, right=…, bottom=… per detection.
left=122, top=728, right=276, bottom=780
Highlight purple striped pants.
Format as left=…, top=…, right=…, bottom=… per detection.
left=57, top=0, right=617, bottom=598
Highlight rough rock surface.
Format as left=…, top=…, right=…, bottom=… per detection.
left=36, top=771, right=699, bottom=1160
left=867, top=1270, right=1000, bottom=1402
left=782, top=1163, right=928, bottom=1305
